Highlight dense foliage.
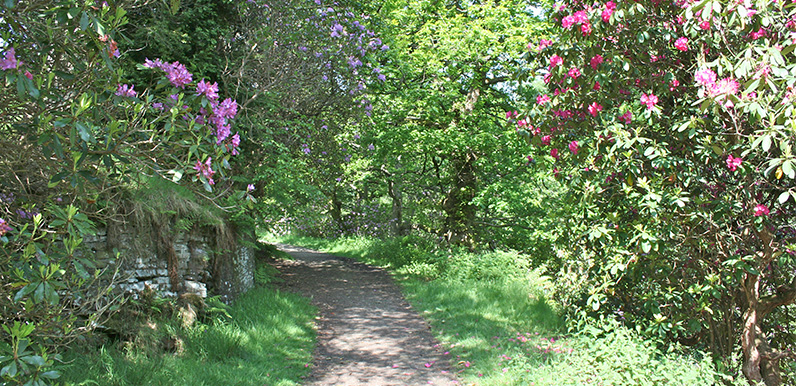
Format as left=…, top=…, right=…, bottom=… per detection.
left=512, top=0, right=796, bottom=384
left=4, top=0, right=796, bottom=384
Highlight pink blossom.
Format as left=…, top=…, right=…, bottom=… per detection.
left=699, top=20, right=710, bottom=30
left=640, top=93, right=658, bottom=109
left=674, top=37, right=688, bottom=51
left=1, top=47, right=19, bottom=70
left=749, top=28, right=766, bottom=40
left=541, top=135, right=552, bottom=145
left=753, top=204, right=769, bottom=217
left=588, top=102, right=603, bottom=116
left=568, top=67, right=581, bottom=79
left=708, top=78, right=740, bottom=97
left=619, top=110, right=633, bottom=124
left=537, top=39, right=553, bottom=51
left=694, top=68, right=717, bottom=86
left=247, top=184, right=255, bottom=192
left=551, top=148, right=560, bottom=160
left=568, top=140, right=579, bottom=155
left=581, top=22, right=592, bottom=35
left=562, top=15, right=577, bottom=29
left=669, top=79, right=680, bottom=91
left=537, top=94, right=551, bottom=104
left=24, top=71, right=32, bottom=80
left=590, top=55, right=604, bottom=70
left=593, top=81, right=601, bottom=90
left=726, top=155, right=742, bottom=171
left=572, top=10, right=588, bottom=24
left=549, top=55, right=563, bottom=68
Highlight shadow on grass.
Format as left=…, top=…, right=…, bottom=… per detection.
left=60, top=287, right=316, bottom=386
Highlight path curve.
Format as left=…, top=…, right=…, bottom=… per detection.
left=273, top=244, right=458, bottom=386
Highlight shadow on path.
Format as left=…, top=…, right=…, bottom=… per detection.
left=273, top=244, right=458, bottom=386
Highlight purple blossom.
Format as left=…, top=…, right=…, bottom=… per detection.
left=230, top=132, right=241, bottom=155
left=331, top=23, right=345, bottom=38
left=1, top=48, right=19, bottom=70
left=196, top=79, right=219, bottom=100
left=0, top=218, right=11, bottom=236
left=115, top=84, right=138, bottom=98
left=368, top=143, right=375, bottom=151
left=247, top=184, right=256, bottom=192
left=194, top=158, right=215, bottom=185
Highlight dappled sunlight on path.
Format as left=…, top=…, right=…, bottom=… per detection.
left=274, top=245, right=458, bottom=386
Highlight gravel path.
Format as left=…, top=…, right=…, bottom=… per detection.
left=273, top=244, right=458, bottom=386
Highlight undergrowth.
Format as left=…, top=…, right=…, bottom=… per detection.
left=269, top=233, right=725, bottom=386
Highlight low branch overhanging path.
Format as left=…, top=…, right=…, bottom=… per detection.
left=273, top=244, right=458, bottom=386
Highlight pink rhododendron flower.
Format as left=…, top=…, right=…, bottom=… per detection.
left=695, top=68, right=717, bottom=86
left=726, top=155, right=742, bottom=171
left=568, top=140, right=579, bottom=155
left=541, top=135, right=552, bottom=145
left=640, top=93, right=658, bottom=109
left=550, top=148, right=560, bottom=160
left=568, top=67, right=581, bottom=79
left=247, top=184, right=255, bottom=192
left=572, top=10, right=588, bottom=24
left=24, top=71, right=32, bottom=80
left=674, top=37, right=689, bottom=51
left=699, top=20, right=710, bottom=30
left=753, top=204, right=769, bottom=217
left=588, top=102, right=603, bottom=116
left=709, top=78, right=740, bottom=97
left=593, top=81, right=601, bottom=90
left=1, top=47, right=19, bottom=70
left=669, top=79, right=680, bottom=91
left=581, top=22, right=592, bottom=35
left=562, top=15, right=576, bottom=29
left=537, top=39, right=553, bottom=51
left=549, top=55, right=563, bottom=68
left=536, top=94, right=551, bottom=104
left=590, top=55, right=604, bottom=70
left=620, top=110, right=633, bottom=124
left=749, top=28, right=766, bottom=40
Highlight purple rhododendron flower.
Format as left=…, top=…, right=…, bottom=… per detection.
left=196, top=79, right=219, bottom=100
left=0, top=218, right=11, bottom=236
left=194, top=158, right=215, bottom=185
left=115, top=84, right=137, bottom=98
left=1, top=48, right=19, bottom=70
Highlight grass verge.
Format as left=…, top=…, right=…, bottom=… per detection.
left=60, top=279, right=315, bottom=386
left=271, top=233, right=721, bottom=385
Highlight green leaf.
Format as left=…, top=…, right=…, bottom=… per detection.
left=79, top=12, right=89, bottom=31
left=4, top=0, right=15, bottom=9
left=778, top=191, right=790, bottom=204
left=782, top=160, right=795, bottom=178
left=20, top=355, right=45, bottom=367
left=14, top=284, right=36, bottom=302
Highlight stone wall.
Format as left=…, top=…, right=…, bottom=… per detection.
left=84, top=226, right=255, bottom=302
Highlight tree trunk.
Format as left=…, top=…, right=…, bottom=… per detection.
left=441, top=151, right=477, bottom=247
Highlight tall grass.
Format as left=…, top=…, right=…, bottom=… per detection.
left=60, top=286, right=316, bottom=386
left=272, top=233, right=722, bottom=385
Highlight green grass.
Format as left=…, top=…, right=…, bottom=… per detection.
left=60, top=286, right=316, bottom=386
left=272, top=233, right=722, bottom=385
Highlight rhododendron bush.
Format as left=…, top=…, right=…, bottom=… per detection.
left=1, top=1, right=242, bottom=383
left=515, top=0, right=796, bottom=384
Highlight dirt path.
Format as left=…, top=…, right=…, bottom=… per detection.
left=272, top=244, right=458, bottom=386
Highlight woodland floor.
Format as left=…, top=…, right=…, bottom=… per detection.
left=273, top=244, right=459, bottom=386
